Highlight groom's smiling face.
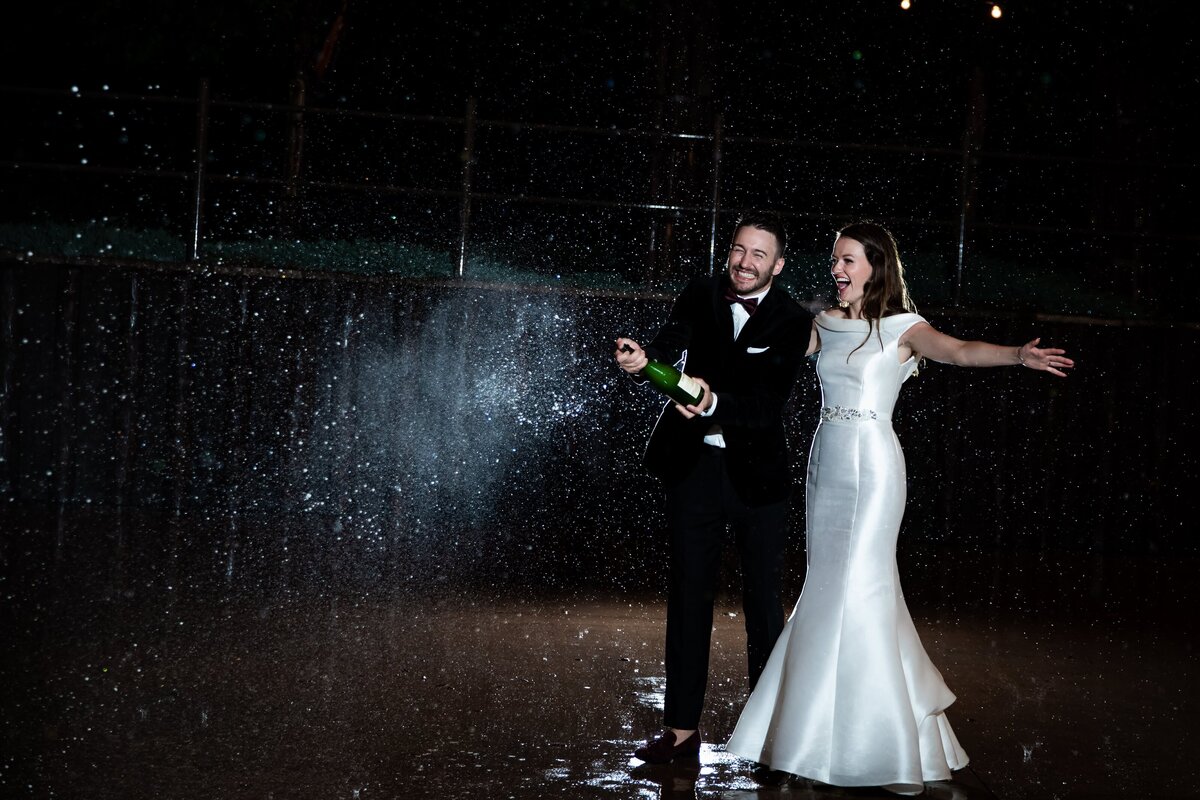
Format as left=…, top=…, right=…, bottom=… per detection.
left=727, top=225, right=785, bottom=296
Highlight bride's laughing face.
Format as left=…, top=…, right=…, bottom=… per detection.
left=831, top=236, right=873, bottom=310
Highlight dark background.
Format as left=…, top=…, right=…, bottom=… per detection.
left=4, top=1, right=1196, bottom=304
left=8, top=0, right=1192, bottom=150
left=2, top=0, right=1197, bottom=610
left=2, top=5, right=1199, bottom=798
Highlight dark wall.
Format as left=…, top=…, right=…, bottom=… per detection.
left=2, top=260, right=1197, bottom=620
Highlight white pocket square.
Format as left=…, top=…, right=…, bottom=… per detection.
left=746, top=346, right=770, bottom=354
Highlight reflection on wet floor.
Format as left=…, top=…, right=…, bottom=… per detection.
left=3, top=589, right=1196, bottom=799
left=584, top=745, right=997, bottom=799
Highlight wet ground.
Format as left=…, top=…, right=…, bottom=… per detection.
left=4, top=580, right=1196, bottom=800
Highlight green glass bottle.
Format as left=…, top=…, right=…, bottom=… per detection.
left=621, top=344, right=704, bottom=406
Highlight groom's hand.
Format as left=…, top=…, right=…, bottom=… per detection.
left=615, top=337, right=647, bottom=373
left=674, top=376, right=713, bottom=419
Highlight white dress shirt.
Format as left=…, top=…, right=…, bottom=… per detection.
left=704, top=285, right=771, bottom=448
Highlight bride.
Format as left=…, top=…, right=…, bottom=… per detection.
left=724, top=221, right=1073, bottom=795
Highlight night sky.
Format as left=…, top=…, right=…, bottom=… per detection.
left=8, top=1, right=1195, bottom=158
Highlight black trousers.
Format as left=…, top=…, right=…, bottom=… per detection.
left=662, top=445, right=789, bottom=730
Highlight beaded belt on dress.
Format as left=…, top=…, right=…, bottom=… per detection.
left=820, top=406, right=890, bottom=423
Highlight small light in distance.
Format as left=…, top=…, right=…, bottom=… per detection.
left=991, top=4, right=1003, bottom=18
left=900, top=0, right=911, bottom=9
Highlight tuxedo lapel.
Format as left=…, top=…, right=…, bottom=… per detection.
left=712, top=278, right=736, bottom=343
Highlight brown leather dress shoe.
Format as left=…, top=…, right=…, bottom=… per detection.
left=633, top=729, right=702, bottom=763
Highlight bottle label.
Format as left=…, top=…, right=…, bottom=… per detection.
left=677, top=372, right=701, bottom=399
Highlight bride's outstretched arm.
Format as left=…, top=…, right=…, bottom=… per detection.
left=903, top=323, right=1075, bottom=377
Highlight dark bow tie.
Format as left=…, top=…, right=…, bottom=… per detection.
left=724, top=288, right=760, bottom=315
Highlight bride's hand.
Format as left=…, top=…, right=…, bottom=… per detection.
left=1018, top=338, right=1075, bottom=377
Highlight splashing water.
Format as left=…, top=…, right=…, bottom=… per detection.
left=290, top=289, right=587, bottom=583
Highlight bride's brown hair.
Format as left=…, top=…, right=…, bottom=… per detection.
left=836, top=221, right=918, bottom=359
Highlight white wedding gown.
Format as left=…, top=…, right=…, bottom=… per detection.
left=726, top=312, right=969, bottom=795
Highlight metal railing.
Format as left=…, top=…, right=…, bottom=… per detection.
left=2, top=81, right=1197, bottom=607
left=2, top=80, right=1195, bottom=312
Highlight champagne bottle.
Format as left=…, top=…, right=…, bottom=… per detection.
left=620, top=344, right=705, bottom=406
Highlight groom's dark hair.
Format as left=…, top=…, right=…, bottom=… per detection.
left=733, top=209, right=787, bottom=258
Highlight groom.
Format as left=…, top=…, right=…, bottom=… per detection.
left=615, top=210, right=813, bottom=763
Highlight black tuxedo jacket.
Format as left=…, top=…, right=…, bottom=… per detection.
left=642, top=275, right=814, bottom=506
